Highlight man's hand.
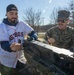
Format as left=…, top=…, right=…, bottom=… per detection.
left=48, top=38, right=55, bottom=45
left=10, top=43, right=23, bottom=51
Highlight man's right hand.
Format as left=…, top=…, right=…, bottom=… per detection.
left=10, top=43, right=23, bottom=51
left=48, top=38, right=55, bottom=45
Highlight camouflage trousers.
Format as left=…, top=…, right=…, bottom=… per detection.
left=0, top=61, right=39, bottom=75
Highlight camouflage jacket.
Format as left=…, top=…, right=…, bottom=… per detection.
left=45, top=26, right=74, bottom=51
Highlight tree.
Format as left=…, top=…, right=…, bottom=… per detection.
left=23, top=8, right=43, bottom=33
left=49, top=7, right=69, bottom=25
left=49, top=8, right=59, bottom=24
left=69, top=0, right=74, bottom=24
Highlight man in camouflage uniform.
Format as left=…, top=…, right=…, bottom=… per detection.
left=45, top=10, right=74, bottom=51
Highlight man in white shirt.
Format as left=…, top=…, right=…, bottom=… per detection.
left=0, top=4, right=38, bottom=75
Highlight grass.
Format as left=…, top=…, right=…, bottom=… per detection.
left=38, top=33, right=45, bottom=41
left=38, top=33, right=45, bottom=38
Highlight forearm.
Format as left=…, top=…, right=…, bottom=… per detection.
left=28, top=31, right=38, bottom=40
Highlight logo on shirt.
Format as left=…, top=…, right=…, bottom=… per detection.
left=9, top=32, right=23, bottom=41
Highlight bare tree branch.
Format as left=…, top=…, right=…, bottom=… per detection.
left=23, top=8, right=43, bottom=33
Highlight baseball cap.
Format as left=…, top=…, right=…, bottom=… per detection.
left=57, top=10, right=70, bottom=20
left=6, top=4, right=18, bottom=12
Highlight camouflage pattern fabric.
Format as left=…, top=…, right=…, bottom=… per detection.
left=45, top=26, right=74, bottom=50
left=0, top=64, right=17, bottom=75
left=0, top=61, right=36, bottom=75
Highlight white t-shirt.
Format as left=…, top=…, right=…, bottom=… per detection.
left=0, top=21, right=33, bottom=68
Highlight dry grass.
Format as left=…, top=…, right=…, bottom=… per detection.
left=38, top=33, right=45, bottom=41
left=38, top=34, right=45, bottom=38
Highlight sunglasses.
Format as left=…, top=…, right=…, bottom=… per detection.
left=57, top=19, right=67, bottom=23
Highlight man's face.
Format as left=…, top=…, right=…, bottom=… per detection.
left=6, top=10, right=18, bottom=23
left=57, top=18, right=69, bottom=30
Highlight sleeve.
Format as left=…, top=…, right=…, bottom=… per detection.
left=28, top=31, right=38, bottom=40
left=44, top=29, right=52, bottom=41
left=0, top=24, right=9, bottom=41
left=21, top=22, right=34, bottom=34
left=0, top=24, right=12, bottom=52
left=1, top=41, right=12, bottom=52
left=69, top=29, right=74, bottom=52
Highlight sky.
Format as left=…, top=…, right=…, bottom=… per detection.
left=0, top=0, right=71, bottom=25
